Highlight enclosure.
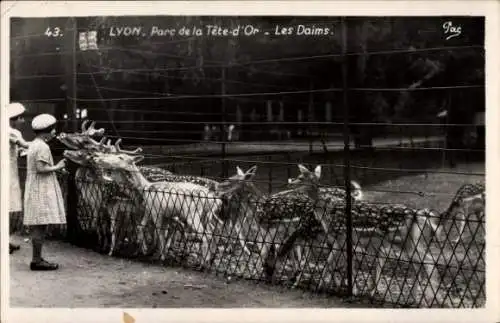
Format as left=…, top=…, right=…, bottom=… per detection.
left=10, top=16, right=485, bottom=308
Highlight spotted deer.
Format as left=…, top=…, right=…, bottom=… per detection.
left=62, top=138, right=148, bottom=253
left=90, top=150, right=224, bottom=267
left=439, top=182, right=485, bottom=243
left=59, top=123, right=179, bottom=255
left=274, top=164, right=464, bottom=307
left=211, top=165, right=363, bottom=284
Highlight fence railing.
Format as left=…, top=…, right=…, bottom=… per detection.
left=30, top=172, right=483, bottom=309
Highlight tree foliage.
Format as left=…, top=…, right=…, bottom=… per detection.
left=10, top=16, right=484, bottom=141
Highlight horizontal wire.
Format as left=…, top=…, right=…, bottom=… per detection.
left=69, top=88, right=339, bottom=102
left=90, top=135, right=485, bottom=176
left=86, top=133, right=482, bottom=153
left=78, top=77, right=296, bottom=92
left=45, top=154, right=482, bottom=199
left=17, top=162, right=486, bottom=201
left=136, top=158, right=485, bottom=190
left=13, top=43, right=483, bottom=68
left=68, top=83, right=483, bottom=102
left=56, top=119, right=481, bottom=127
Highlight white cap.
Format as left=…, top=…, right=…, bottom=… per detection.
left=7, top=102, right=26, bottom=119
left=32, top=113, right=57, bottom=131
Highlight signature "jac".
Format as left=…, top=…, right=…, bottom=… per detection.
left=443, top=21, right=462, bottom=40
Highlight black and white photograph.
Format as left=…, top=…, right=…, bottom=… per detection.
left=2, top=1, right=499, bottom=322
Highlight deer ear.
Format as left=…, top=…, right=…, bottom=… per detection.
left=298, top=164, right=309, bottom=174
left=244, top=165, right=257, bottom=179
left=236, top=166, right=245, bottom=176
left=314, top=165, right=322, bottom=179
left=133, top=155, right=144, bottom=164
left=81, top=119, right=89, bottom=132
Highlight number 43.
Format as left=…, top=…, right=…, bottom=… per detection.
left=45, top=27, right=62, bottom=37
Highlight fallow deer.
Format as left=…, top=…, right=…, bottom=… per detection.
left=278, top=164, right=484, bottom=307
left=90, top=150, right=224, bottom=267
left=439, top=182, right=485, bottom=244
left=211, top=165, right=364, bottom=285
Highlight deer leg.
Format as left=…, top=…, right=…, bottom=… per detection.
left=453, top=207, right=467, bottom=244
left=137, top=212, right=150, bottom=256
left=233, top=220, right=251, bottom=256
left=368, top=243, right=385, bottom=298
left=204, top=213, right=221, bottom=268
left=161, top=225, right=173, bottom=262
left=270, top=226, right=308, bottom=285
left=251, top=225, right=276, bottom=280
left=318, top=237, right=343, bottom=291
left=411, top=252, right=443, bottom=307
left=406, top=223, right=444, bottom=307
left=318, top=246, right=335, bottom=290
left=294, top=243, right=303, bottom=271
left=292, top=242, right=311, bottom=288
left=108, top=217, right=116, bottom=256
left=186, top=206, right=211, bottom=268
left=154, top=213, right=168, bottom=262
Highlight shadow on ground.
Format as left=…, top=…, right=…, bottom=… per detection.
left=9, top=235, right=373, bottom=308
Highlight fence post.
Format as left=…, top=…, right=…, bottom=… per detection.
left=308, top=79, right=314, bottom=154
left=65, top=162, right=80, bottom=243
left=63, top=17, right=78, bottom=133
left=221, top=66, right=228, bottom=178
left=268, top=155, right=273, bottom=194
left=341, top=16, right=354, bottom=297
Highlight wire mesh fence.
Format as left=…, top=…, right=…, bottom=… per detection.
left=50, top=168, right=484, bottom=308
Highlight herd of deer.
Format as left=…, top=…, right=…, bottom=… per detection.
left=57, top=120, right=485, bottom=307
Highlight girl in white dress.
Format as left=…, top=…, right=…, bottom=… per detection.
left=24, top=114, right=66, bottom=271
left=8, top=102, right=30, bottom=254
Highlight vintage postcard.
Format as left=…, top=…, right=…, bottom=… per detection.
left=1, top=1, right=499, bottom=323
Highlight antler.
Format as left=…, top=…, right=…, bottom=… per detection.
left=81, top=120, right=90, bottom=133
left=86, top=121, right=105, bottom=137
left=81, top=120, right=105, bottom=137
left=114, top=138, right=143, bottom=154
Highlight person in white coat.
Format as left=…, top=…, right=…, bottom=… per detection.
left=24, top=113, right=66, bottom=270
left=8, top=102, right=30, bottom=254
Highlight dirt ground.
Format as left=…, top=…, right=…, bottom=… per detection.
left=9, top=235, right=359, bottom=308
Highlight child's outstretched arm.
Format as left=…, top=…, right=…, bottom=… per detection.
left=36, top=159, right=66, bottom=174
left=10, top=131, right=30, bottom=149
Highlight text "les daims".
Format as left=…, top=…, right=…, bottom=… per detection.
left=275, top=24, right=332, bottom=36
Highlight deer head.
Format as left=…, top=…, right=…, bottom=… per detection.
left=63, top=149, right=97, bottom=166
left=58, top=119, right=105, bottom=150
left=91, top=149, right=145, bottom=184
left=211, top=165, right=258, bottom=197
left=288, top=164, right=364, bottom=201
left=287, top=164, right=322, bottom=189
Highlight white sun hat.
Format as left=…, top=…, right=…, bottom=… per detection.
left=32, top=113, right=57, bottom=130
left=7, top=102, right=26, bottom=119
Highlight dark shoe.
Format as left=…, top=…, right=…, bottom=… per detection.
left=9, top=243, right=20, bottom=254
left=30, top=259, right=59, bottom=271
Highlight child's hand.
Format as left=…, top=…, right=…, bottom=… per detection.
left=56, top=159, right=66, bottom=170
left=10, top=133, right=19, bottom=145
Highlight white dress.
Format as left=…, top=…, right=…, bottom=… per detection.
left=23, top=138, right=66, bottom=226
left=9, top=127, right=23, bottom=212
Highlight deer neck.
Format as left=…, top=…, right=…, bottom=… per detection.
left=127, top=167, right=152, bottom=191
left=246, top=183, right=265, bottom=200
left=296, top=183, right=320, bottom=202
